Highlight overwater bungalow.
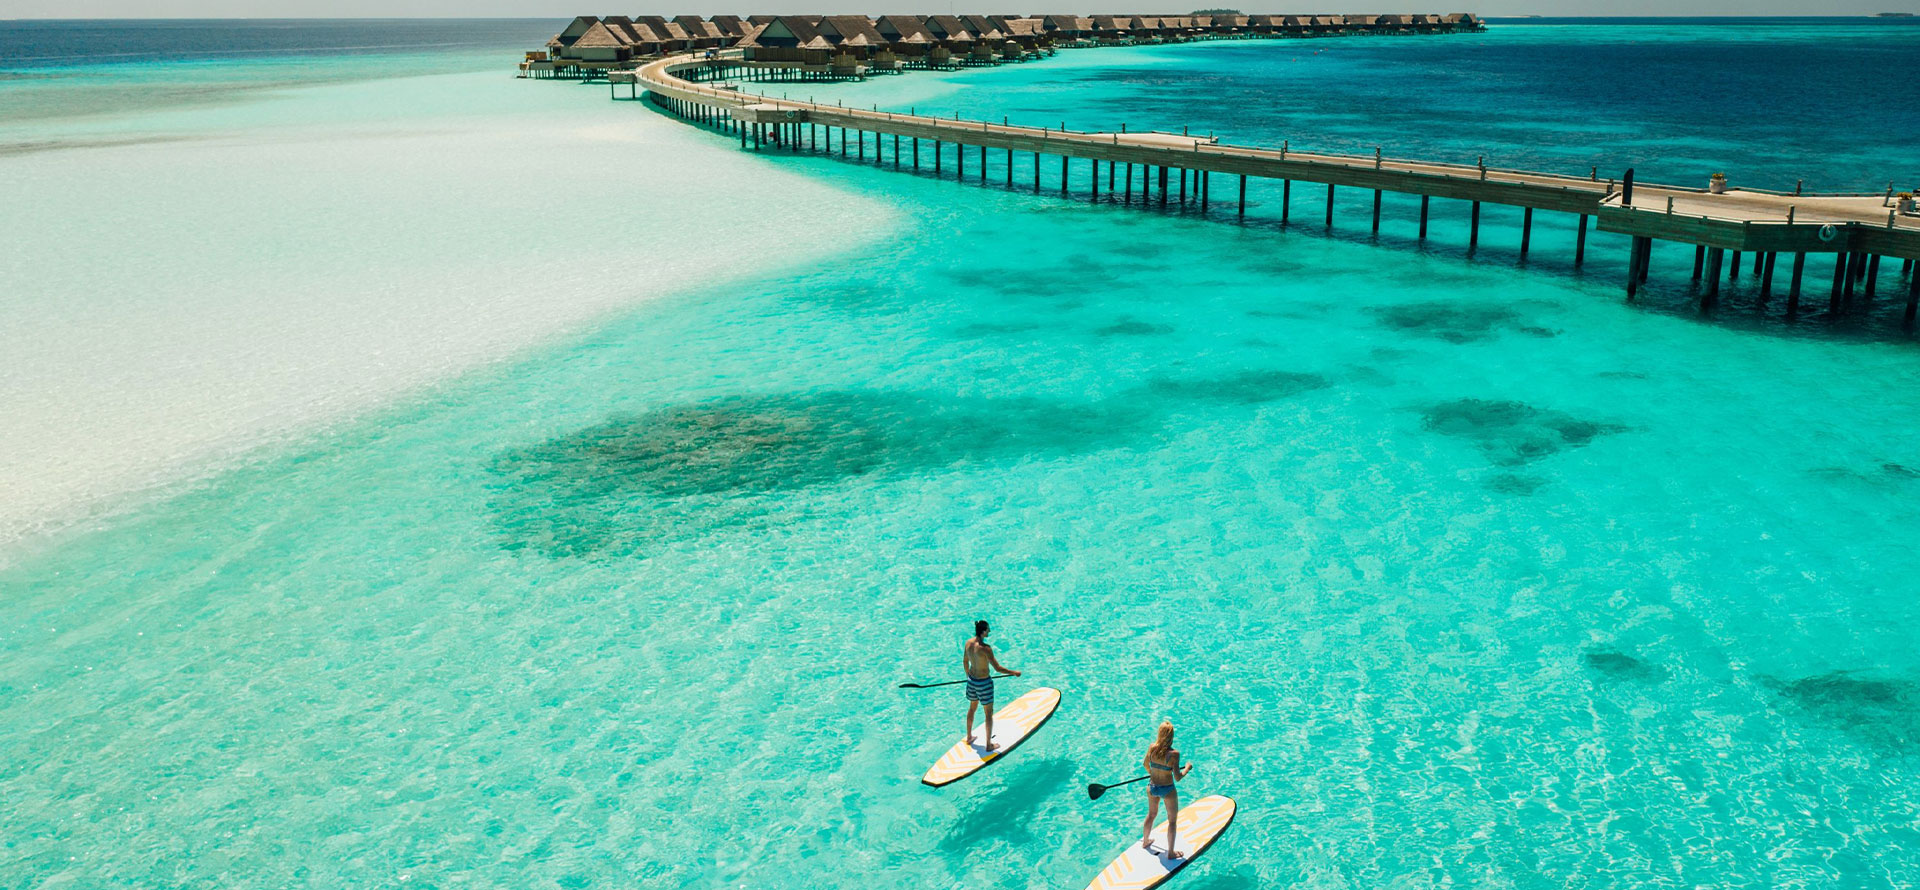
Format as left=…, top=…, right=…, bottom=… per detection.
left=922, top=16, right=978, bottom=66
left=738, top=16, right=834, bottom=68
left=875, top=15, right=937, bottom=68
left=958, top=17, right=1011, bottom=62
left=528, top=11, right=1492, bottom=78
left=556, top=20, right=633, bottom=71
left=999, top=18, right=1050, bottom=56
left=1089, top=14, right=1129, bottom=44
left=1040, top=14, right=1093, bottom=44
left=817, top=16, right=887, bottom=73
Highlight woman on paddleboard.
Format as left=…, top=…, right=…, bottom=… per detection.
left=1143, top=720, right=1195, bottom=858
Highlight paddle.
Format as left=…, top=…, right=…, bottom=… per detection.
left=897, top=673, right=1017, bottom=690
left=1087, top=775, right=1148, bottom=801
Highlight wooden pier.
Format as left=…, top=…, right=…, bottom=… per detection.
left=627, top=52, right=1920, bottom=318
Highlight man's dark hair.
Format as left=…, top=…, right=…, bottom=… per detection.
left=974, top=620, right=989, bottom=638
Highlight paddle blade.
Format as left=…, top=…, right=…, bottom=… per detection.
left=1088, top=783, right=1107, bottom=801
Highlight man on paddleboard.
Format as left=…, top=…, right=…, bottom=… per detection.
left=964, top=620, right=1020, bottom=751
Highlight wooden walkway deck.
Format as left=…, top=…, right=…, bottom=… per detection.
left=624, top=53, right=1920, bottom=316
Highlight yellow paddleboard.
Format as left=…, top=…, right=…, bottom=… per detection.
left=920, top=687, right=1062, bottom=788
left=1083, top=795, right=1237, bottom=890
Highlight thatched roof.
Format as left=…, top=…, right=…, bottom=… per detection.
left=1040, top=13, right=1088, bottom=32
left=818, top=15, right=887, bottom=46
left=923, top=16, right=976, bottom=41
left=709, top=15, right=751, bottom=36
left=960, top=15, right=1005, bottom=38
left=571, top=21, right=626, bottom=49
left=740, top=15, right=826, bottom=48
left=634, top=16, right=691, bottom=42
left=1003, top=17, right=1047, bottom=36
left=673, top=16, right=725, bottom=39
left=875, top=14, right=937, bottom=43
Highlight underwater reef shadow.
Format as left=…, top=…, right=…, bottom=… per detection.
left=1367, top=301, right=1559, bottom=343
left=1421, top=398, right=1627, bottom=466
left=1763, top=670, right=1920, bottom=754
left=1583, top=647, right=1669, bottom=684
left=487, top=390, right=1155, bottom=558
left=1149, top=370, right=1329, bottom=405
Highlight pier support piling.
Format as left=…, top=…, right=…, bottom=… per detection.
left=1908, top=268, right=1920, bottom=323
left=1830, top=254, right=1848, bottom=310
left=1520, top=207, right=1532, bottom=257
left=1625, top=236, right=1648, bottom=299
left=1372, top=189, right=1382, bottom=234
left=1062, top=155, right=1069, bottom=195
left=1238, top=175, right=1247, bottom=218
left=1575, top=214, right=1588, bottom=265
left=1729, top=250, right=1740, bottom=280
left=1281, top=180, right=1291, bottom=224
left=1703, top=247, right=1723, bottom=307
left=1326, top=184, right=1336, bottom=227
left=1788, top=253, right=1806, bottom=314
left=1419, top=195, right=1430, bottom=240
left=1159, top=166, right=1169, bottom=207
left=1692, top=245, right=1705, bottom=280
left=1760, top=252, right=1777, bottom=299
left=1866, top=255, right=1881, bottom=297
left=1469, top=201, right=1480, bottom=248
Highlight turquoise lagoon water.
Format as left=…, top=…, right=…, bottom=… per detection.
left=5, top=19, right=1920, bottom=889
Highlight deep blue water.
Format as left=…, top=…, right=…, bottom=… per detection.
left=881, top=17, right=1920, bottom=192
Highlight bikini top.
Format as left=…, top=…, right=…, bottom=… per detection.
left=1149, top=759, right=1178, bottom=773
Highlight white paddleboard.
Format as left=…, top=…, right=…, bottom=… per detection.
left=920, top=686, right=1062, bottom=787
left=1083, top=794, right=1237, bottom=890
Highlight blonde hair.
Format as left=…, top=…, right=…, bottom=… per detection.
left=1147, top=721, right=1176, bottom=763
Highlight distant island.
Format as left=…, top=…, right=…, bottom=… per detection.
left=1875, top=11, right=1915, bottom=15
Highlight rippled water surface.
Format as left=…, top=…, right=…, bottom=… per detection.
left=4, top=18, right=1920, bottom=890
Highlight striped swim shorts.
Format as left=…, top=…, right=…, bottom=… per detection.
left=965, top=675, right=994, bottom=704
